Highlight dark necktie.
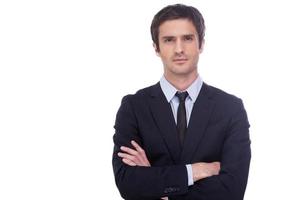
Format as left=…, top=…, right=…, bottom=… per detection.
left=175, top=91, right=189, bottom=145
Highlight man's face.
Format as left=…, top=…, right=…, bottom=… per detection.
left=154, top=19, right=202, bottom=78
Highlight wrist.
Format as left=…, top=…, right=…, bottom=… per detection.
left=191, top=163, right=203, bottom=182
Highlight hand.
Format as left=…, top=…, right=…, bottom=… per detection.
left=191, top=162, right=220, bottom=182
left=117, top=140, right=151, bottom=167
left=118, top=141, right=168, bottom=199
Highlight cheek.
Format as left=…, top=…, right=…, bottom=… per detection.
left=159, top=51, right=171, bottom=62
left=190, top=48, right=200, bottom=59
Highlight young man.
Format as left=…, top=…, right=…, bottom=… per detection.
left=112, top=4, right=251, bottom=200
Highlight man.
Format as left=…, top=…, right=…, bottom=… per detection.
left=112, top=4, right=251, bottom=200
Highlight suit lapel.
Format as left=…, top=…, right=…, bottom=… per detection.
left=148, top=83, right=182, bottom=163
left=181, top=83, right=215, bottom=163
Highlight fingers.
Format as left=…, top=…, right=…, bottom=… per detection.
left=117, top=152, right=143, bottom=166
left=211, top=162, right=221, bottom=175
left=120, top=145, right=138, bottom=156
left=117, top=152, right=135, bottom=161
left=117, top=140, right=151, bottom=167
left=204, top=162, right=220, bottom=176
left=212, top=161, right=220, bottom=167
left=122, top=158, right=137, bottom=166
left=131, top=140, right=144, bottom=153
left=119, top=144, right=144, bottom=164
left=131, top=140, right=150, bottom=166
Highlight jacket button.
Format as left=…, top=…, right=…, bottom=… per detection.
left=164, top=187, right=180, bottom=194
left=164, top=187, right=172, bottom=193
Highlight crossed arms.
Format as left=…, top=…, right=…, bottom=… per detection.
left=118, top=140, right=220, bottom=200
left=112, top=95, right=251, bottom=200
left=118, top=140, right=220, bottom=181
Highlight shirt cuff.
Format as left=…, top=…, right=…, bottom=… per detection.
left=185, top=164, right=194, bottom=186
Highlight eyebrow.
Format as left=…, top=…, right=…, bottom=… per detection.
left=161, top=36, right=175, bottom=40
left=161, top=34, right=195, bottom=39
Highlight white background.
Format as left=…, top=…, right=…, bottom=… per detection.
left=1, top=0, right=300, bottom=199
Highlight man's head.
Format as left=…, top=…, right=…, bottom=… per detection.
left=151, top=4, right=205, bottom=52
left=150, top=4, right=205, bottom=79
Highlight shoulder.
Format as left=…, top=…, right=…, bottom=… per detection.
left=120, top=83, right=159, bottom=104
left=206, top=83, right=241, bottom=102
left=204, top=83, right=245, bottom=112
left=202, top=83, right=249, bottom=128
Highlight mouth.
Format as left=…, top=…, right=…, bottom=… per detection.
left=173, top=58, right=188, bottom=64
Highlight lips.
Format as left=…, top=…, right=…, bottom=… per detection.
left=173, top=58, right=188, bottom=63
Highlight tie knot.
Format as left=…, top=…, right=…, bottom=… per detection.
left=176, top=91, right=188, bottom=102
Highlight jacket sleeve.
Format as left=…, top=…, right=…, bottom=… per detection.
left=172, top=99, right=251, bottom=200
left=112, top=95, right=189, bottom=200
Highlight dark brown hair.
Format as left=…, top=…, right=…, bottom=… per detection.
left=150, top=4, right=205, bottom=51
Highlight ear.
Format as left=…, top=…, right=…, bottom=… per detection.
left=153, top=43, right=160, bottom=57
left=199, top=39, right=205, bottom=54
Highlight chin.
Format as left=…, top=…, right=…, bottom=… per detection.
left=174, top=67, right=196, bottom=75
left=165, top=64, right=196, bottom=76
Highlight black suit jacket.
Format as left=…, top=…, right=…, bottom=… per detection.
left=112, top=82, right=251, bottom=200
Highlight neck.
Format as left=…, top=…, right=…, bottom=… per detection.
left=164, top=71, right=198, bottom=91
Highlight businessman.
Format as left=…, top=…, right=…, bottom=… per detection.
left=112, top=4, right=251, bottom=200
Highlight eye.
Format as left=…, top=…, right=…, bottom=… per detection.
left=184, top=35, right=193, bottom=41
left=164, top=37, right=174, bottom=43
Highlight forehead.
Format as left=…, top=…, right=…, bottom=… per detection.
left=158, top=19, right=197, bottom=38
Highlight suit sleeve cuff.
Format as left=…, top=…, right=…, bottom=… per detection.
left=185, top=164, right=194, bottom=186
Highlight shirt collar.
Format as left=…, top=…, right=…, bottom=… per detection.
left=159, top=75, right=203, bottom=103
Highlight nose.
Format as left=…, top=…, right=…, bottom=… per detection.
left=175, top=40, right=184, bottom=54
